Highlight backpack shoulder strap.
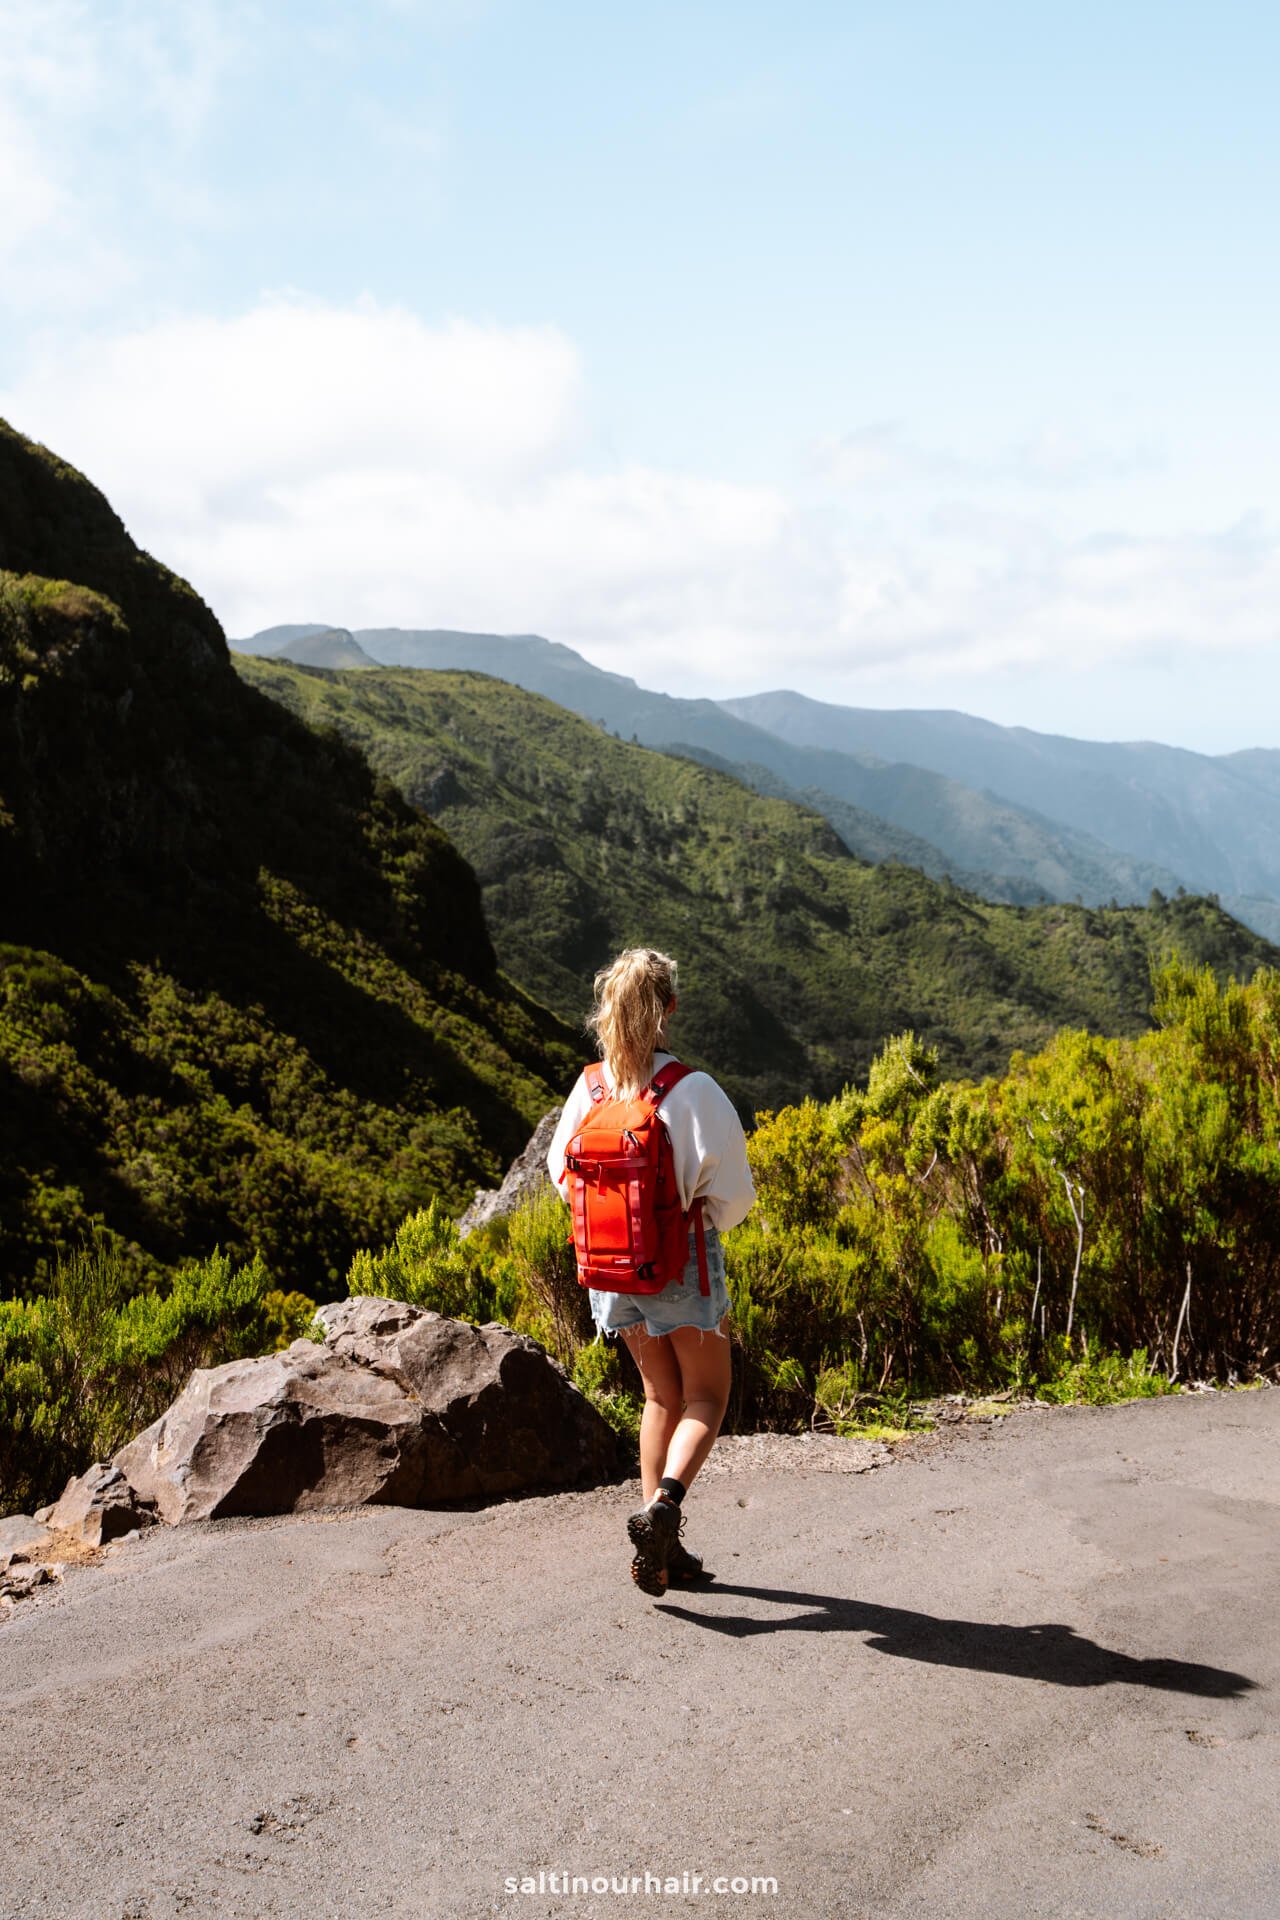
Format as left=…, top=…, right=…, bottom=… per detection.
left=584, top=1063, right=610, bottom=1104
left=646, top=1059, right=694, bottom=1110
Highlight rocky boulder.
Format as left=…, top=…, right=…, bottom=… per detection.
left=458, top=1108, right=560, bottom=1237
left=107, top=1301, right=622, bottom=1524
left=318, top=1299, right=617, bottom=1496
left=46, top=1461, right=157, bottom=1546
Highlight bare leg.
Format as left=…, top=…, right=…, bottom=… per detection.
left=618, top=1326, right=683, bottom=1502
left=661, top=1319, right=731, bottom=1490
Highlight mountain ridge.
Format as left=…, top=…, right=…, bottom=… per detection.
left=232, top=653, right=1279, bottom=1113
left=245, top=622, right=1275, bottom=938
left=723, top=687, right=1280, bottom=907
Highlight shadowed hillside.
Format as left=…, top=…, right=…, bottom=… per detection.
left=0, top=422, right=577, bottom=1290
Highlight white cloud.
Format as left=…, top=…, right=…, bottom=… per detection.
left=0, top=0, right=94, bottom=266
left=1, top=297, right=788, bottom=652
left=825, top=511, right=1280, bottom=681
left=0, top=104, right=65, bottom=261
left=1, top=296, right=1275, bottom=704
left=0, top=0, right=244, bottom=135
left=6, top=298, right=584, bottom=519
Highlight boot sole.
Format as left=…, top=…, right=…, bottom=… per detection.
left=627, top=1509, right=672, bottom=1596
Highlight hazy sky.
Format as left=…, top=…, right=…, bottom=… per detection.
left=2, top=0, right=1277, bottom=751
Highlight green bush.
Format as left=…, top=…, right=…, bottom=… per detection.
left=746, top=1100, right=846, bottom=1234
left=1034, top=1346, right=1180, bottom=1406
left=346, top=1199, right=502, bottom=1321
left=0, top=1240, right=297, bottom=1513
left=507, top=1186, right=592, bottom=1365
left=571, top=1337, right=642, bottom=1456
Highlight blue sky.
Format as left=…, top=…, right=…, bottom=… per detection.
left=2, top=0, right=1277, bottom=750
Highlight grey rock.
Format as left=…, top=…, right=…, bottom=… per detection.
left=33, top=1504, right=54, bottom=1526
left=458, top=1107, right=561, bottom=1238
left=48, top=1462, right=157, bottom=1547
left=313, top=1297, right=431, bottom=1342
left=405, top=763, right=460, bottom=813
left=0, top=1563, right=55, bottom=1601
left=0, top=1515, right=52, bottom=1571
left=324, top=1300, right=622, bottom=1497
left=109, top=1301, right=623, bottom=1524
left=114, top=1342, right=431, bottom=1525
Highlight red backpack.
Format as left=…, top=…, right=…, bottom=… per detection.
left=563, top=1061, right=709, bottom=1295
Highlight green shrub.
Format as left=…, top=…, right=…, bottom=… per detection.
left=0, top=1241, right=291, bottom=1512
left=724, top=1219, right=869, bottom=1425
left=506, top=1186, right=591, bottom=1365
left=346, top=1199, right=500, bottom=1321
left=1035, top=1346, right=1181, bottom=1406
left=571, top=1337, right=642, bottom=1457
left=262, top=1288, right=321, bottom=1348
left=0, top=1291, right=81, bottom=1515
left=747, top=1100, right=846, bottom=1233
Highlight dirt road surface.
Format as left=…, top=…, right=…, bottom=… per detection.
left=2, top=1391, right=1276, bottom=1920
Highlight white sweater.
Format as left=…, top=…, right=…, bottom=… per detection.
left=545, top=1052, right=756, bottom=1233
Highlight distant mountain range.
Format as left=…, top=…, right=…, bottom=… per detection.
left=232, top=653, right=1277, bottom=1110
left=245, top=623, right=380, bottom=670
left=234, top=624, right=1280, bottom=940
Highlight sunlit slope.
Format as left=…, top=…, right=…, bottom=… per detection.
left=234, top=656, right=1278, bottom=1113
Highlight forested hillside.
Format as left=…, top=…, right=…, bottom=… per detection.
left=0, top=422, right=577, bottom=1292
left=725, top=688, right=1280, bottom=919
left=233, top=657, right=1277, bottom=1113
left=248, top=624, right=1188, bottom=909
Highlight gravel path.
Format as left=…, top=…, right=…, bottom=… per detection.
left=2, top=1392, right=1276, bottom=1919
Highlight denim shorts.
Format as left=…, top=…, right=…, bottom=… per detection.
left=589, top=1225, right=729, bottom=1339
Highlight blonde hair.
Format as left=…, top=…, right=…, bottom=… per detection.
left=588, top=947, right=678, bottom=1098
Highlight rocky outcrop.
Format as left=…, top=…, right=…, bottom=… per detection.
left=47, top=1461, right=157, bottom=1546
left=114, top=1336, right=433, bottom=1525
left=97, top=1300, right=621, bottom=1525
left=318, top=1298, right=614, bottom=1496
left=458, top=1108, right=560, bottom=1237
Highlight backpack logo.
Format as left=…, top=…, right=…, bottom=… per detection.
left=563, top=1061, right=708, bottom=1296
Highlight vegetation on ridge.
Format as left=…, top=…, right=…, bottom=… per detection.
left=233, top=657, right=1278, bottom=1113
left=0, top=421, right=577, bottom=1294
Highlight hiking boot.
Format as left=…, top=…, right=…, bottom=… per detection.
left=627, top=1495, right=682, bottom=1596
left=667, top=1539, right=714, bottom=1585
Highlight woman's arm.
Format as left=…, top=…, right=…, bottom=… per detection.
left=662, top=1074, right=755, bottom=1230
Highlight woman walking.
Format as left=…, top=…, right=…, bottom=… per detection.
left=547, top=948, right=755, bottom=1596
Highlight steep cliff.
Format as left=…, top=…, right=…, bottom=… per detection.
left=0, top=422, right=576, bottom=1289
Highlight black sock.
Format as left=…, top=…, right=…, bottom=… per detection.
left=658, top=1475, right=686, bottom=1506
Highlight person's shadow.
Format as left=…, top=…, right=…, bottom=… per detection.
left=658, top=1584, right=1255, bottom=1698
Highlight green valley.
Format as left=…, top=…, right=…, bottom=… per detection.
left=232, top=656, right=1277, bottom=1115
